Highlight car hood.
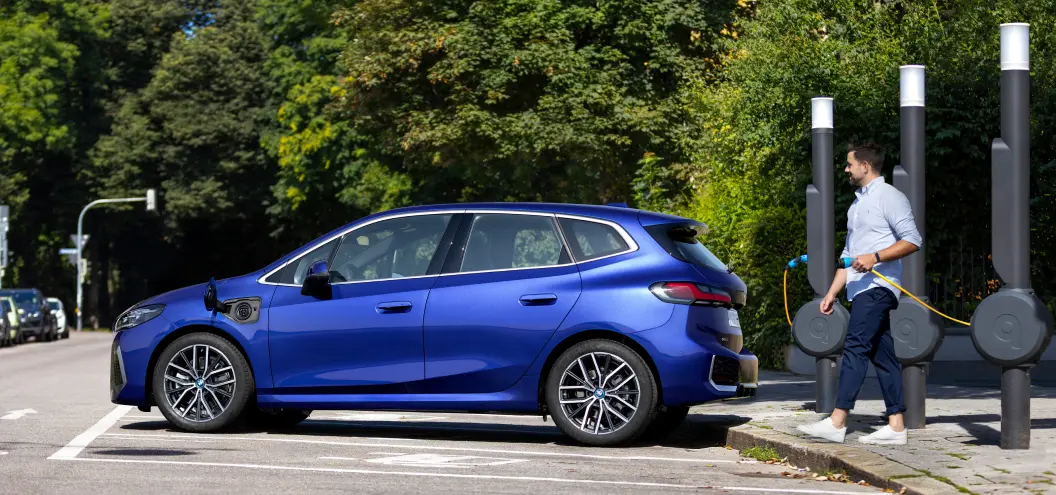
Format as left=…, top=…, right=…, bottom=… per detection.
left=135, top=278, right=231, bottom=308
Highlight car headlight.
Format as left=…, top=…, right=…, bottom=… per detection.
left=114, top=304, right=165, bottom=332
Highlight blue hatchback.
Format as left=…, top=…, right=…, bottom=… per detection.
left=110, top=203, right=758, bottom=445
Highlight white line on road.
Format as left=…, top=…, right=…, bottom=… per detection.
left=49, top=406, right=132, bottom=460
left=2, top=408, right=37, bottom=420
left=100, top=432, right=744, bottom=464
left=51, top=456, right=873, bottom=494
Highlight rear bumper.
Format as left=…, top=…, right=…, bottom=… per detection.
left=631, top=305, right=759, bottom=406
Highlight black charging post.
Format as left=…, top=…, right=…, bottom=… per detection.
left=971, top=23, right=1054, bottom=450
left=889, top=65, right=944, bottom=430
left=792, top=97, right=850, bottom=414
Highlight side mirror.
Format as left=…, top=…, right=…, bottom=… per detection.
left=301, top=260, right=332, bottom=299
left=204, top=277, right=229, bottom=312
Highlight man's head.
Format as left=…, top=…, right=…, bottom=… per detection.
left=845, top=142, right=884, bottom=187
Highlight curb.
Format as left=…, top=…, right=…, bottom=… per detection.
left=725, top=425, right=961, bottom=494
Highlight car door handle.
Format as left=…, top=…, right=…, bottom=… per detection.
left=519, top=294, right=558, bottom=306
left=375, top=301, right=412, bottom=313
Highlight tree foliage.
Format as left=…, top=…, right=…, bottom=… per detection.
left=330, top=0, right=739, bottom=204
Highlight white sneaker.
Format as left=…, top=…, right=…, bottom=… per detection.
left=796, top=417, right=846, bottom=443
left=858, top=425, right=907, bottom=445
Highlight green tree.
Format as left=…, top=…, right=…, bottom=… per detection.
left=0, top=1, right=109, bottom=299
left=89, top=0, right=279, bottom=303
left=329, top=0, right=740, bottom=206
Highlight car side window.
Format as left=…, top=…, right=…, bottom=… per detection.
left=270, top=237, right=340, bottom=285
left=558, top=218, right=630, bottom=262
left=328, top=214, right=453, bottom=283
left=459, top=214, right=566, bottom=273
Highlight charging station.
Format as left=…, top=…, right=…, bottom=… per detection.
left=791, top=97, right=850, bottom=414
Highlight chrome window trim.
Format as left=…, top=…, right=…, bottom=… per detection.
left=256, top=209, right=466, bottom=286
left=554, top=213, right=639, bottom=264
left=257, top=208, right=640, bottom=287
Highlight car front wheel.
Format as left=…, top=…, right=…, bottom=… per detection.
left=545, top=339, right=659, bottom=446
left=152, top=333, right=254, bottom=432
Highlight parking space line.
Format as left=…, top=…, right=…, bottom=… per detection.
left=53, top=456, right=870, bottom=494
left=100, top=432, right=743, bottom=464
left=48, top=406, right=132, bottom=460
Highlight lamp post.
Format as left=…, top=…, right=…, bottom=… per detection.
left=75, top=189, right=156, bottom=332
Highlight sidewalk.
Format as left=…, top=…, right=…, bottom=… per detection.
left=690, top=370, right=1056, bottom=494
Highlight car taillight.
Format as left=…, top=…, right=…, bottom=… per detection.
left=649, top=282, right=734, bottom=307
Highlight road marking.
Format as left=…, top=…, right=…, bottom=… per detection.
left=51, top=457, right=869, bottom=494
left=363, top=453, right=529, bottom=468
left=2, top=408, right=37, bottom=420
left=49, top=406, right=132, bottom=460
left=0, top=452, right=7, bottom=456
left=100, top=432, right=742, bottom=463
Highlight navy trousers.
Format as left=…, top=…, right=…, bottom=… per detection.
left=836, top=287, right=906, bottom=416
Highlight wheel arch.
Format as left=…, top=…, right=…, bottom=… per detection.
left=536, top=329, right=663, bottom=412
left=144, top=324, right=255, bottom=406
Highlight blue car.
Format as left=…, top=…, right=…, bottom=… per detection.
left=110, top=203, right=758, bottom=445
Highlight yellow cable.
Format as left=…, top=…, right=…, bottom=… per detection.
left=869, top=269, right=971, bottom=326
left=784, top=269, right=793, bottom=328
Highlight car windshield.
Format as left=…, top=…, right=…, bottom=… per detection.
left=0, top=292, right=40, bottom=308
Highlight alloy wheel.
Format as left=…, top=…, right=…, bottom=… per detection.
left=163, top=344, right=237, bottom=423
left=557, top=351, right=640, bottom=435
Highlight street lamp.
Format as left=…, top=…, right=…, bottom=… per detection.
left=75, top=189, right=157, bottom=332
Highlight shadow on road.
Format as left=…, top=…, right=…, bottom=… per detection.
left=116, top=413, right=751, bottom=449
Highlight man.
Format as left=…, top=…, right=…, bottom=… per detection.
left=797, top=142, right=922, bottom=445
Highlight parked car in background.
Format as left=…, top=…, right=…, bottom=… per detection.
left=110, top=203, right=758, bottom=446
left=1, top=296, right=22, bottom=346
left=46, top=297, right=69, bottom=339
left=0, top=289, right=58, bottom=342
left=0, top=300, right=9, bottom=347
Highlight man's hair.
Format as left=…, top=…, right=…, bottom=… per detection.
left=848, top=142, right=884, bottom=173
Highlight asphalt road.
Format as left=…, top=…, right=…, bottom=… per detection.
left=0, top=333, right=883, bottom=494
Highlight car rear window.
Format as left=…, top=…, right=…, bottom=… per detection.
left=645, top=223, right=728, bottom=272
left=558, top=218, right=630, bottom=262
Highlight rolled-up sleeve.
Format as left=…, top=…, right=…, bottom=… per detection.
left=884, top=191, right=922, bottom=249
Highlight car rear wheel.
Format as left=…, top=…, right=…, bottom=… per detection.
left=545, top=339, right=659, bottom=446
left=152, top=333, right=254, bottom=432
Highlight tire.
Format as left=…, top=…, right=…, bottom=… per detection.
left=545, top=339, right=659, bottom=446
left=152, top=333, right=254, bottom=432
left=243, top=406, right=312, bottom=430
left=641, top=405, right=690, bottom=441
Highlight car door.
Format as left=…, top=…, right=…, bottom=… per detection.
left=267, top=212, right=459, bottom=394
left=423, top=212, right=582, bottom=394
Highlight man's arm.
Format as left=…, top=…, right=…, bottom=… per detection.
left=881, top=190, right=922, bottom=262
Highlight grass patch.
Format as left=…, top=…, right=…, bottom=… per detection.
left=918, top=469, right=978, bottom=495
left=1034, top=479, right=1055, bottom=486
left=741, top=445, right=782, bottom=463
left=749, top=423, right=773, bottom=430
left=948, top=466, right=962, bottom=469
left=946, top=453, right=971, bottom=461
left=889, top=474, right=924, bottom=480
left=992, top=467, right=1011, bottom=474
left=1045, top=471, right=1055, bottom=476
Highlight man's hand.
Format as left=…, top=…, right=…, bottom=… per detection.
left=851, top=253, right=877, bottom=273
left=820, top=292, right=836, bottom=315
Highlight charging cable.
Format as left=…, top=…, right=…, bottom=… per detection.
left=783, top=255, right=970, bottom=328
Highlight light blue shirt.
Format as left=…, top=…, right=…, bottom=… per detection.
left=840, top=176, right=923, bottom=301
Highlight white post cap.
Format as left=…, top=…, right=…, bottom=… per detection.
left=1001, top=23, right=1029, bottom=71
left=900, top=65, right=925, bottom=107
left=811, top=97, right=833, bottom=129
